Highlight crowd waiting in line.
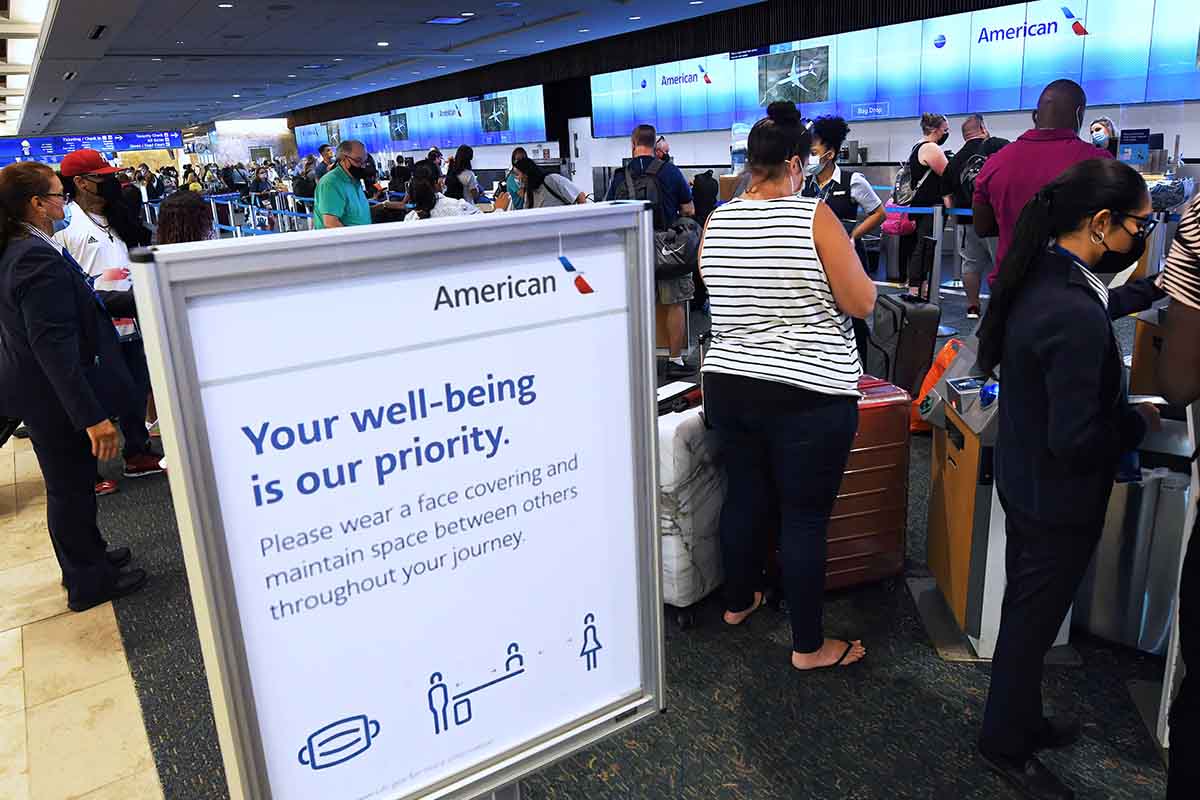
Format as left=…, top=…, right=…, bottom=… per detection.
left=0, top=75, right=1198, bottom=800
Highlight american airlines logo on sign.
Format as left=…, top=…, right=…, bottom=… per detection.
left=975, top=8, right=1086, bottom=44
left=660, top=65, right=713, bottom=87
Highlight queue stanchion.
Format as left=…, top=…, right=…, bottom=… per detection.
left=884, top=204, right=957, bottom=337
left=929, top=205, right=956, bottom=337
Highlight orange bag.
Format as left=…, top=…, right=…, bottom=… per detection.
left=911, top=338, right=963, bottom=432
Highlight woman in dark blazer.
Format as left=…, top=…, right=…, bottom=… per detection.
left=0, top=162, right=147, bottom=611
left=973, top=158, right=1163, bottom=799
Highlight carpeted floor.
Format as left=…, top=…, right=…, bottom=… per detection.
left=97, top=284, right=1168, bottom=800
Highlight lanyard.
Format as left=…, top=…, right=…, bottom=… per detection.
left=1049, top=243, right=1090, bottom=272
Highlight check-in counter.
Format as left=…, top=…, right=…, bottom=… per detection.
left=923, top=341, right=1072, bottom=657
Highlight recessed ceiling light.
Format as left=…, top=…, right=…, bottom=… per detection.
left=232, top=93, right=240, bottom=97
left=461, top=11, right=475, bottom=16
left=689, top=0, right=702, bottom=4
left=411, top=70, right=421, bottom=74
left=287, top=73, right=297, bottom=77
left=534, top=39, right=544, bottom=43
left=151, top=57, right=162, bottom=61
left=217, top=2, right=234, bottom=7
left=175, top=40, right=185, bottom=44
left=578, top=28, right=589, bottom=32
left=498, top=48, right=508, bottom=53
left=333, top=57, right=343, bottom=61
left=427, top=16, right=469, bottom=25
left=437, top=65, right=447, bottom=69
left=629, top=16, right=641, bottom=20
left=464, top=57, right=474, bottom=62
left=496, top=1, right=520, bottom=7
left=377, top=41, right=389, bottom=47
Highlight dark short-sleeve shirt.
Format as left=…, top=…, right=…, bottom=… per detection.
left=942, top=136, right=1009, bottom=212
left=974, top=128, right=1112, bottom=285
left=605, top=156, right=693, bottom=226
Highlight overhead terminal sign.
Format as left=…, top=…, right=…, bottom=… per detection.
left=0, top=130, right=183, bottom=159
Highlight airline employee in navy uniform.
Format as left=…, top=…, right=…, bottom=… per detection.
left=973, top=158, right=1163, bottom=800
left=803, top=116, right=885, bottom=364
left=0, top=162, right=147, bottom=611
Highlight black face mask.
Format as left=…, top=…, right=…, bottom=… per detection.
left=88, top=175, right=123, bottom=207
left=937, top=133, right=950, bottom=146
left=1096, top=228, right=1147, bottom=273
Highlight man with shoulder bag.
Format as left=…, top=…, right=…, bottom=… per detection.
left=606, top=124, right=698, bottom=378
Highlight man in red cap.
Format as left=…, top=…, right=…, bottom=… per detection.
left=57, top=149, right=162, bottom=494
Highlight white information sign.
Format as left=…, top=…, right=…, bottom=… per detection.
left=133, top=205, right=664, bottom=800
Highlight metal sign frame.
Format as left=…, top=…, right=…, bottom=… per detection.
left=131, top=202, right=665, bottom=800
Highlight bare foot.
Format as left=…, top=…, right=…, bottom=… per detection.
left=722, top=592, right=764, bottom=626
left=791, top=638, right=866, bottom=670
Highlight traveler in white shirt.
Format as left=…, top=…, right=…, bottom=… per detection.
left=55, top=148, right=163, bottom=491
left=403, top=160, right=481, bottom=222
left=701, top=101, right=876, bottom=672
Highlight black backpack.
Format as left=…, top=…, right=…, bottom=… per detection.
left=955, top=137, right=1009, bottom=208
left=292, top=173, right=316, bottom=199
left=445, top=169, right=465, bottom=200
left=692, top=170, right=719, bottom=227
left=614, top=158, right=668, bottom=230
left=614, top=158, right=700, bottom=279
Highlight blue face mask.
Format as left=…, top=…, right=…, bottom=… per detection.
left=1092, top=130, right=1110, bottom=149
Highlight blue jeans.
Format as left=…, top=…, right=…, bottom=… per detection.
left=704, top=372, right=858, bottom=653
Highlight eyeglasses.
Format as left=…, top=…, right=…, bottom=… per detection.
left=38, top=192, right=65, bottom=200
left=1117, top=212, right=1158, bottom=238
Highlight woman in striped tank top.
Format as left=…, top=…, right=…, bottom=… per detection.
left=701, top=102, right=877, bottom=670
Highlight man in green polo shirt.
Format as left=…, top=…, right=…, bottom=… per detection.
left=313, top=139, right=372, bottom=229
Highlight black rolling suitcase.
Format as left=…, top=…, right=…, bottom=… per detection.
left=865, top=235, right=942, bottom=396
left=865, top=294, right=941, bottom=398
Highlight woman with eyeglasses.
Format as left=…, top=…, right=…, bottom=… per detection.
left=973, top=157, right=1165, bottom=798
left=0, top=162, right=148, bottom=612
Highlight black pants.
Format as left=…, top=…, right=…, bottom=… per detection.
left=704, top=372, right=858, bottom=653
left=24, top=417, right=118, bottom=601
left=905, top=215, right=935, bottom=289
left=118, top=338, right=151, bottom=458
left=979, top=499, right=1103, bottom=759
left=1168, top=508, right=1199, bottom=797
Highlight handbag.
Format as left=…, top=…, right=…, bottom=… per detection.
left=883, top=145, right=934, bottom=237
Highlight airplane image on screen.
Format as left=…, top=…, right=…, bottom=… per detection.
left=758, top=46, right=829, bottom=105
left=769, top=55, right=821, bottom=96
left=480, top=97, right=511, bottom=134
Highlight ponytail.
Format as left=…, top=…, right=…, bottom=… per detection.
left=408, top=160, right=440, bottom=220
left=975, top=158, right=1149, bottom=375
left=975, top=191, right=1055, bottom=373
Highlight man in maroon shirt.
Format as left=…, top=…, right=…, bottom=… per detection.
left=973, top=79, right=1113, bottom=288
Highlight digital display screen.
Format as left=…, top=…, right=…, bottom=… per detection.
left=590, top=0, right=1200, bottom=136
left=294, top=84, right=546, bottom=155
left=0, top=130, right=183, bottom=159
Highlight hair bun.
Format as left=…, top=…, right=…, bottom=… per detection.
left=765, top=101, right=800, bottom=127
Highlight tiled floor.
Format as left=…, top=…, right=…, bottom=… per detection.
left=0, top=437, right=164, bottom=800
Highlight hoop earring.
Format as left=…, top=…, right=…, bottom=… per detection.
left=1090, top=231, right=1104, bottom=245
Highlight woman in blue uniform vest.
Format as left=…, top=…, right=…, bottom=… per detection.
left=803, top=116, right=886, bottom=364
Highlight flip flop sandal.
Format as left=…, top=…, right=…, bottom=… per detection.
left=723, top=592, right=764, bottom=626
left=792, top=639, right=864, bottom=671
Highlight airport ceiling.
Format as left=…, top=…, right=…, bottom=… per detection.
left=20, top=0, right=763, bottom=136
